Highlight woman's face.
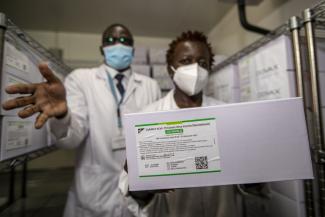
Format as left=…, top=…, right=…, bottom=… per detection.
left=168, top=40, right=211, bottom=78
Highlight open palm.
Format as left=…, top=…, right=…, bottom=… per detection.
left=2, top=63, right=68, bottom=129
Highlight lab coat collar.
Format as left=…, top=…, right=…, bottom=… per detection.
left=104, top=64, right=132, bottom=80
left=123, top=71, right=142, bottom=103
left=96, top=64, right=140, bottom=82
left=96, top=64, right=142, bottom=103
left=166, top=89, right=212, bottom=108
left=165, top=89, right=179, bottom=109
left=96, top=64, right=109, bottom=80
left=97, top=64, right=132, bottom=80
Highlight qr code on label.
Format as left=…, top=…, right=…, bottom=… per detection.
left=195, top=156, right=208, bottom=169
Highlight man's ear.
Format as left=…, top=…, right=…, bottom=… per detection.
left=100, top=45, right=104, bottom=56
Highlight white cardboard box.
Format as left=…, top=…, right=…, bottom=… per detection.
left=131, top=64, right=151, bottom=77
left=152, top=65, right=174, bottom=90
left=1, top=41, right=44, bottom=116
left=3, top=41, right=43, bottom=83
left=149, top=48, right=167, bottom=64
left=133, top=47, right=148, bottom=65
left=1, top=73, right=29, bottom=116
left=238, top=35, right=296, bottom=102
left=206, top=64, right=240, bottom=103
left=0, top=115, right=48, bottom=161
left=124, top=98, right=313, bottom=191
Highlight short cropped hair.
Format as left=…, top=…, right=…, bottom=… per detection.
left=166, top=31, right=214, bottom=67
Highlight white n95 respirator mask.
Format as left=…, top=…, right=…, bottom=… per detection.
left=172, top=63, right=209, bottom=96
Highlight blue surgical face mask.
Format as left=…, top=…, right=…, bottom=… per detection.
left=103, top=44, right=133, bottom=70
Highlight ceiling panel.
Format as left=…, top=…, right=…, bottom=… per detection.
left=0, top=0, right=233, bottom=37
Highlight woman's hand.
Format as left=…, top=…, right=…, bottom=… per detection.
left=2, top=63, right=68, bottom=129
left=124, top=160, right=174, bottom=206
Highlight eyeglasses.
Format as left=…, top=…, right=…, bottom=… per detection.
left=103, top=36, right=134, bottom=46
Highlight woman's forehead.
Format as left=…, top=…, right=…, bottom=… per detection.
left=174, top=41, right=209, bottom=57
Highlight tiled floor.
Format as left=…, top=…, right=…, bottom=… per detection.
left=0, top=168, right=73, bottom=217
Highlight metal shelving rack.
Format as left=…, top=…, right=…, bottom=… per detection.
left=5, top=19, right=71, bottom=76
left=212, top=24, right=289, bottom=72
left=0, top=146, right=58, bottom=172
left=0, top=12, right=71, bottom=213
left=300, top=1, right=325, bottom=216
left=289, top=14, right=317, bottom=217
left=0, top=13, right=70, bottom=172
left=212, top=1, right=325, bottom=217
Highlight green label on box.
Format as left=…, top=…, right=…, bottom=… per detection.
left=165, top=128, right=183, bottom=135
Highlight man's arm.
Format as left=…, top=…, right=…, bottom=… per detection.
left=49, top=71, right=89, bottom=148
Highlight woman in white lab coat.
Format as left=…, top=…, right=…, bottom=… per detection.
left=2, top=24, right=161, bottom=217
left=142, top=31, right=238, bottom=217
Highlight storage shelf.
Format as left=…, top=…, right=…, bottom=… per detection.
left=0, top=146, right=58, bottom=172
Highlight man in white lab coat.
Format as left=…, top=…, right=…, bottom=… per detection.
left=120, top=31, right=238, bottom=217
left=2, top=24, right=161, bottom=216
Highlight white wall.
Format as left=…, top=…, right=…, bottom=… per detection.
left=208, top=0, right=319, bottom=56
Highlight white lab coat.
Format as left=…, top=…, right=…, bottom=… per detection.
left=50, top=64, right=161, bottom=217
left=141, top=90, right=238, bottom=217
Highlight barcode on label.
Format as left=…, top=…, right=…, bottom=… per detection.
left=195, top=156, right=208, bottom=169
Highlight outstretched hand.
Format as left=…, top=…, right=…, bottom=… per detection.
left=2, top=63, right=68, bottom=129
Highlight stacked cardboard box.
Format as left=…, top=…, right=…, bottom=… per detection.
left=148, top=47, right=167, bottom=65
left=131, top=64, right=151, bottom=77
left=151, top=65, right=174, bottom=92
left=133, top=46, right=148, bottom=65
left=148, top=47, right=173, bottom=94
left=237, top=35, right=296, bottom=102
left=206, top=64, right=240, bottom=103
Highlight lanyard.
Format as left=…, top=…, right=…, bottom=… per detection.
left=106, top=70, right=124, bottom=128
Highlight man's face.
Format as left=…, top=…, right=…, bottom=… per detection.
left=168, top=41, right=211, bottom=78
left=100, top=25, right=134, bottom=71
left=102, top=25, right=134, bottom=49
